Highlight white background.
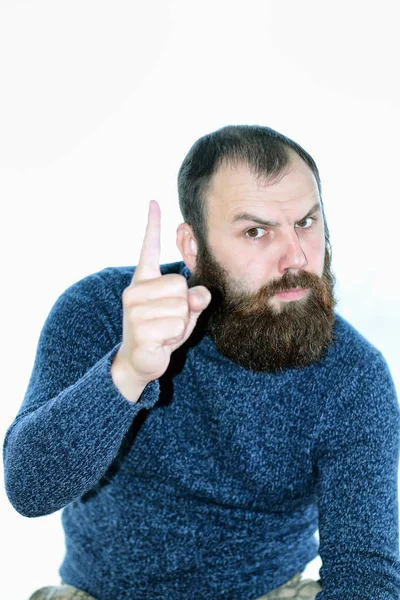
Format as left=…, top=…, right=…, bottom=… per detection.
left=1, top=1, right=399, bottom=598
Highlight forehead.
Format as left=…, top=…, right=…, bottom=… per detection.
left=207, top=155, right=320, bottom=221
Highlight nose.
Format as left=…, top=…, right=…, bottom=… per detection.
left=277, top=229, right=308, bottom=274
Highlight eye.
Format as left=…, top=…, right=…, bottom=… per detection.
left=244, top=227, right=266, bottom=240
left=295, top=216, right=315, bottom=229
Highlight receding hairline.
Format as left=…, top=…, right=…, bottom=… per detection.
left=209, top=155, right=293, bottom=187
left=204, top=151, right=317, bottom=206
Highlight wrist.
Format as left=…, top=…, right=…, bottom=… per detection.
left=111, top=351, right=148, bottom=403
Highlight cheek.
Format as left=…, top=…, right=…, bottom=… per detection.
left=239, top=256, right=275, bottom=292
left=216, top=245, right=271, bottom=292
left=305, top=234, right=326, bottom=274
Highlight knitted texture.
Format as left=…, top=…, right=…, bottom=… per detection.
left=3, top=261, right=400, bottom=600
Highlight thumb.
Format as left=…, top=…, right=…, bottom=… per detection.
left=167, top=286, right=212, bottom=352
left=181, top=286, right=211, bottom=342
left=188, top=286, right=212, bottom=315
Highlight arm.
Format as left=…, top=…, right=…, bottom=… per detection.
left=2, top=270, right=160, bottom=517
left=312, top=351, right=400, bottom=599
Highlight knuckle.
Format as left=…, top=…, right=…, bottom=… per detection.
left=122, top=286, right=135, bottom=305
left=173, top=319, right=186, bottom=337
left=127, top=303, right=141, bottom=321
left=166, top=274, right=188, bottom=295
left=133, top=322, right=147, bottom=344
left=175, top=296, right=189, bottom=313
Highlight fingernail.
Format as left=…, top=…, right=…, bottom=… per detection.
left=191, top=291, right=206, bottom=306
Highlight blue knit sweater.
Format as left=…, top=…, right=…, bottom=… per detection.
left=3, top=261, right=400, bottom=600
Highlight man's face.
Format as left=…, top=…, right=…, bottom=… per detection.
left=182, top=154, right=337, bottom=372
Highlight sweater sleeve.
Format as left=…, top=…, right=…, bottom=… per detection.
left=2, top=270, right=160, bottom=518
left=312, top=351, right=400, bottom=599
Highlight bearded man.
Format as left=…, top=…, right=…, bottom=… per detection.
left=4, top=125, right=400, bottom=600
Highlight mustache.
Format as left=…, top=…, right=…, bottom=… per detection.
left=259, top=270, right=321, bottom=297
left=221, top=269, right=325, bottom=310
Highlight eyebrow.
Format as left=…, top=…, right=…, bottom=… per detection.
left=231, top=202, right=321, bottom=228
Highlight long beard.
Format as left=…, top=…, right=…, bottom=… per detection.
left=187, top=244, right=337, bottom=373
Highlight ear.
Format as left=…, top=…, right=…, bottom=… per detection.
left=176, top=223, right=198, bottom=272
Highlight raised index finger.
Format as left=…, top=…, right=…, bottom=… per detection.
left=132, top=200, right=162, bottom=284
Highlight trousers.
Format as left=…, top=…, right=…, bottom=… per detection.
left=28, top=572, right=323, bottom=599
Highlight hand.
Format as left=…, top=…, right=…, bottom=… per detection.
left=114, top=200, right=211, bottom=389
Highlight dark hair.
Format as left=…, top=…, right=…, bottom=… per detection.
left=177, top=124, right=331, bottom=255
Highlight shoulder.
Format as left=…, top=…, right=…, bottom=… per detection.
left=312, top=314, right=399, bottom=457
left=310, top=312, right=398, bottom=411
left=326, top=312, right=387, bottom=373
left=323, top=312, right=398, bottom=412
